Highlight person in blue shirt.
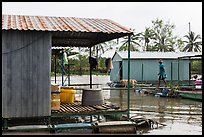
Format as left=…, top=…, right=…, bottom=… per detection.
left=157, top=59, right=168, bottom=88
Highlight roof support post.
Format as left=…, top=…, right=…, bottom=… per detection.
left=127, top=35, right=131, bottom=119
left=54, top=51, right=57, bottom=84
left=89, top=47, right=92, bottom=89
left=178, top=59, right=180, bottom=84
left=189, top=57, right=191, bottom=85
left=171, top=62, right=173, bottom=83
left=142, top=63, right=144, bottom=81
left=61, top=50, right=64, bottom=86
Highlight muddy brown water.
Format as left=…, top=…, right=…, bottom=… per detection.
left=58, top=75, right=202, bottom=135
left=3, top=75, right=202, bottom=135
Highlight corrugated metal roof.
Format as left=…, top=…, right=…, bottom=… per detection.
left=2, top=14, right=132, bottom=33
left=2, top=14, right=133, bottom=48
left=116, top=51, right=202, bottom=59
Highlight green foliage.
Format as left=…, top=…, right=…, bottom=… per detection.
left=191, top=60, right=202, bottom=74
left=182, top=31, right=202, bottom=52
left=140, top=27, right=155, bottom=51
left=119, top=33, right=141, bottom=51
left=119, top=18, right=202, bottom=52
left=51, top=51, right=108, bottom=75
left=150, top=18, right=177, bottom=52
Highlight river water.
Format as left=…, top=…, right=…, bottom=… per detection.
left=3, top=75, right=202, bottom=135
left=51, top=75, right=202, bottom=135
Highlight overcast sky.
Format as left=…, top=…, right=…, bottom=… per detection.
left=2, top=2, right=202, bottom=57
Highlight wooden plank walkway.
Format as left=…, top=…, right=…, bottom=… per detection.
left=51, top=101, right=126, bottom=116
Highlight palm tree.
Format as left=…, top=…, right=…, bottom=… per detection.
left=92, top=40, right=117, bottom=58
left=182, top=31, right=202, bottom=52
left=119, top=33, right=142, bottom=51
left=153, top=36, right=176, bottom=52
left=175, top=38, right=185, bottom=52
left=151, top=18, right=176, bottom=52
left=85, top=40, right=117, bottom=69
left=140, top=27, right=155, bottom=51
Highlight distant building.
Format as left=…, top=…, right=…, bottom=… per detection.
left=110, top=51, right=202, bottom=82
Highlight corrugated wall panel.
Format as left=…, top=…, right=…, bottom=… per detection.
left=2, top=30, right=51, bottom=118
left=111, top=57, right=190, bottom=82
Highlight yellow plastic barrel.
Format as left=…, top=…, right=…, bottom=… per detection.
left=51, top=92, right=61, bottom=110
left=60, top=87, right=76, bottom=103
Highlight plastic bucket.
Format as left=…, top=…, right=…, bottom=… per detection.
left=82, top=88, right=104, bottom=106
left=51, top=92, right=60, bottom=110
left=51, top=84, right=59, bottom=92
left=60, top=87, right=76, bottom=103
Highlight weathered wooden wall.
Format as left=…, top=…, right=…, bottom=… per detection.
left=2, top=30, right=52, bottom=118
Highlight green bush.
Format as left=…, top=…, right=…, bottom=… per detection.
left=191, top=60, right=202, bottom=75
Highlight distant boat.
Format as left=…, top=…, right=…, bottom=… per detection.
left=179, top=90, right=202, bottom=101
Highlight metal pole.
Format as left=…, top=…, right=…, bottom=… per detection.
left=54, top=51, right=57, bottom=84
left=171, top=62, right=173, bottom=83
left=189, top=57, right=191, bottom=85
left=178, top=59, right=180, bottom=83
left=61, top=50, right=64, bottom=86
left=127, top=35, right=131, bottom=119
left=142, top=63, right=144, bottom=81
left=68, top=64, right=70, bottom=86
left=89, top=47, right=92, bottom=89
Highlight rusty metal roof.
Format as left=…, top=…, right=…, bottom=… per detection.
left=2, top=14, right=133, bottom=47
left=2, top=14, right=132, bottom=33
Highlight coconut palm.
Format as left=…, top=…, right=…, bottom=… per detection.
left=119, top=33, right=142, bottom=51
left=92, top=40, right=117, bottom=57
left=182, top=31, right=202, bottom=52
left=85, top=40, right=117, bottom=69
left=140, top=27, right=155, bottom=51
left=153, top=36, right=176, bottom=52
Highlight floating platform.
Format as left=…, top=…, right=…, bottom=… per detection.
left=179, top=90, right=202, bottom=101
left=51, top=101, right=126, bottom=117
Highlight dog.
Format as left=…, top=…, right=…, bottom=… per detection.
left=120, top=79, right=137, bottom=88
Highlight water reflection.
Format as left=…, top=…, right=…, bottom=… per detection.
left=106, top=89, right=202, bottom=135
left=51, top=75, right=202, bottom=135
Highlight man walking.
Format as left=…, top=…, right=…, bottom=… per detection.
left=157, top=59, right=168, bottom=88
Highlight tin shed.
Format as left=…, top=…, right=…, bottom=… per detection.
left=110, top=51, right=202, bottom=82
left=2, top=14, right=133, bottom=118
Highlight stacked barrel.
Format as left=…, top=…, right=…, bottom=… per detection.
left=51, top=84, right=60, bottom=110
